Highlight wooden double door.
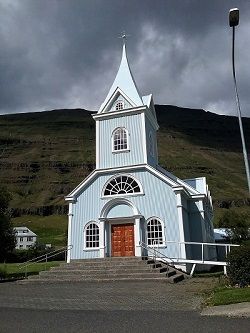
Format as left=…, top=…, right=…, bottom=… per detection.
left=111, top=223, right=135, bottom=257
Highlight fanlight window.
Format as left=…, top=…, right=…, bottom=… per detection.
left=147, top=218, right=164, bottom=246
left=104, top=175, right=141, bottom=196
left=115, top=100, right=124, bottom=110
left=85, top=222, right=99, bottom=248
left=113, top=127, right=128, bottom=151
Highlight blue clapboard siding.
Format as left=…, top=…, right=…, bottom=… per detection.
left=145, top=116, right=158, bottom=167
left=70, top=168, right=181, bottom=259
left=99, top=114, right=144, bottom=169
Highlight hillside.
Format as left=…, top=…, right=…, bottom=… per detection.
left=0, top=105, right=249, bottom=225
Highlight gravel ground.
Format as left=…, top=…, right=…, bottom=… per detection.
left=0, top=277, right=216, bottom=311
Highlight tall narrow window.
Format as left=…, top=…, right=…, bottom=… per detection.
left=113, top=127, right=128, bottom=152
left=147, top=218, right=164, bottom=246
left=85, top=222, right=99, bottom=248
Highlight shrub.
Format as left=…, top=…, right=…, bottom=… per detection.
left=0, top=267, right=7, bottom=280
left=227, top=244, right=250, bottom=286
left=218, top=209, right=250, bottom=244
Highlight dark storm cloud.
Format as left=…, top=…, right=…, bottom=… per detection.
left=0, top=0, right=249, bottom=116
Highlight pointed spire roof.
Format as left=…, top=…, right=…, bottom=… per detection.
left=99, top=43, right=143, bottom=113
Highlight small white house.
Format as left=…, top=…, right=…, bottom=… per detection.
left=14, top=227, right=37, bottom=250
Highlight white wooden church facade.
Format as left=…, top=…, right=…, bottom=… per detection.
left=65, top=44, right=215, bottom=267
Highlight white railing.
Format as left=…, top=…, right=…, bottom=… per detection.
left=18, top=245, right=73, bottom=279
left=164, top=240, right=239, bottom=263
left=139, top=241, right=175, bottom=277
left=140, top=240, right=239, bottom=276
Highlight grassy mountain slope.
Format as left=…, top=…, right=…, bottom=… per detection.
left=0, top=105, right=249, bottom=226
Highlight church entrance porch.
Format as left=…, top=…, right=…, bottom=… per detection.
left=111, top=223, right=135, bottom=257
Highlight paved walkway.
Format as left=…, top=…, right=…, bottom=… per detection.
left=201, top=302, right=250, bottom=318
left=0, top=279, right=249, bottom=333
left=1, top=279, right=202, bottom=311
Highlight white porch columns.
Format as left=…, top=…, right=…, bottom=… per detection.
left=99, top=220, right=105, bottom=258
left=134, top=217, right=141, bottom=257
left=67, top=202, right=73, bottom=263
left=176, top=192, right=186, bottom=260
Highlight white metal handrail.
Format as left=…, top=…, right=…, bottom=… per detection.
left=18, top=244, right=73, bottom=278
left=164, top=240, right=239, bottom=263
left=139, top=241, right=175, bottom=277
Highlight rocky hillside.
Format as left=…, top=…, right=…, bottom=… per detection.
left=0, top=105, right=249, bottom=223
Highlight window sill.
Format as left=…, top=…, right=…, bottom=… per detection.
left=112, top=149, right=130, bottom=154
left=147, top=244, right=167, bottom=249
left=83, top=248, right=100, bottom=251
left=101, top=192, right=144, bottom=200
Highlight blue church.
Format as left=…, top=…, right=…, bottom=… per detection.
left=65, top=43, right=215, bottom=268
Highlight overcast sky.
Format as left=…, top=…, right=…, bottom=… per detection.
left=0, top=0, right=249, bottom=117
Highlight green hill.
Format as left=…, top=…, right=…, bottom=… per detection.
left=0, top=105, right=249, bottom=239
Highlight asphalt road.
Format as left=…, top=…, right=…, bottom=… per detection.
left=0, top=280, right=249, bottom=333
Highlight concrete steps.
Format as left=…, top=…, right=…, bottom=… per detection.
left=25, top=257, right=187, bottom=283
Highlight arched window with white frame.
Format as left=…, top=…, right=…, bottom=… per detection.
left=103, top=174, right=143, bottom=197
left=84, top=222, right=99, bottom=249
left=147, top=217, right=164, bottom=246
left=112, top=127, right=128, bottom=152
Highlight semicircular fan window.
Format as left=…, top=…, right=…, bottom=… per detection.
left=104, top=175, right=141, bottom=196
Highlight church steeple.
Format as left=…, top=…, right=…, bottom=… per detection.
left=98, top=43, right=143, bottom=113
left=94, top=42, right=159, bottom=170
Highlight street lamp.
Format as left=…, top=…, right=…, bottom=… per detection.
left=229, top=8, right=250, bottom=194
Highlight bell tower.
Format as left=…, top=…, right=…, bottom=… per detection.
left=92, top=41, right=159, bottom=170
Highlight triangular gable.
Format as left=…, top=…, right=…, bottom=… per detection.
left=65, top=164, right=202, bottom=203
left=100, top=87, right=135, bottom=113
left=98, top=44, right=143, bottom=113
left=66, top=165, right=183, bottom=202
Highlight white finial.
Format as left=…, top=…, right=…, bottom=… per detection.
left=118, top=31, right=130, bottom=45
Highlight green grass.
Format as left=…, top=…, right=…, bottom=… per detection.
left=12, top=215, right=67, bottom=246
left=207, top=286, right=250, bottom=306
left=0, top=261, right=63, bottom=279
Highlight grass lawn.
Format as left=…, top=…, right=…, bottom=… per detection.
left=0, top=261, right=63, bottom=279
left=207, top=286, right=250, bottom=306
left=12, top=215, right=67, bottom=247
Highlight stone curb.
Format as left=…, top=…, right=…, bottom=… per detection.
left=201, top=302, right=250, bottom=318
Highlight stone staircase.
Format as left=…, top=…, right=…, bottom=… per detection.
left=25, top=257, right=187, bottom=283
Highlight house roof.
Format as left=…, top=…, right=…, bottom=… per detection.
left=98, top=44, right=143, bottom=113
left=14, top=227, right=37, bottom=237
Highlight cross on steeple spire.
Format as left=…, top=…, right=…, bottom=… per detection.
left=119, top=32, right=130, bottom=45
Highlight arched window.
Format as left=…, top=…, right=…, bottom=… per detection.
left=147, top=218, right=164, bottom=246
left=112, top=127, right=128, bottom=152
left=115, top=100, right=124, bottom=110
left=84, top=222, right=99, bottom=249
left=103, top=175, right=142, bottom=196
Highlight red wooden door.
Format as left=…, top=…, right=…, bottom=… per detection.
left=111, top=223, right=135, bottom=257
